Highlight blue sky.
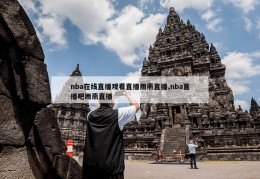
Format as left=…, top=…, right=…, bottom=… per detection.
left=18, top=0, right=260, bottom=111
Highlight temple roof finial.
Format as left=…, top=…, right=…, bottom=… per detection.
left=210, top=43, right=216, bottom=53
left=71, top=64, right=82, bottom=76
left=170, top=7, right=175, bottom=13
left=187, top=19, right=191, bottom=25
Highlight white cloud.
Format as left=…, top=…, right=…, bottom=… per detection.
left=22, top=0, right=114, bottom=50
left=243, top=17, right=252, bottom=32
left=234, top=99, right=249, bottom=111
left=258, top=98, right=260, bottom=102
left=212, top=42, right=228, bottom=53
left=222, top=51, right=260, bottom=95
left=37, top=15, right=67, bottom=48
left=18, top=0, right=38, bottom=13
left=201, top=9, right=216, bottom=21
left=103, top=6, right=164, bottom=66
left=206, top=18, right=222, bottom=32
left=201, top=9, right=222, bottom=33
left=251, top=51, right=260, bottom=58
left=21, top=1, right=164, bottom=66
left=35, top=29, right=44, bottom=43
left=227, top=80, right=250, bottom=95
left=37, top=0, right=115, bottom=45
left=126, top=67, right=142, bottom=78
left=227, top=0, right=259, bottom=13
left=222, top=51, right=260, bottom=79
left=212, top=42, right=221, bottom=49
left=160, top=0, right=214, bottom=12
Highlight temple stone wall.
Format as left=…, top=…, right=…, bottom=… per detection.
left=0, top=0, right=82, bottom=178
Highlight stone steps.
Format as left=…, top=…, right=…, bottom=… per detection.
left=161, top=126, right=186, bottom=161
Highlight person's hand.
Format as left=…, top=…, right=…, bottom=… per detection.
left=123, top=90, right=132, bottom=98
left=123, top=90, right=140, bottom=112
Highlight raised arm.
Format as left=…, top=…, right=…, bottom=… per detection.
left=193, top=140, right=198, bottom=147
left=124, top=90, right=140, bottom=112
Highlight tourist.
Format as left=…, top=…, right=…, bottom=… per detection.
left=82, top=90, right=140, bottom=179
left=188, top=140, right=198, bottom=169
left=157, top=147, right=163, bottom=162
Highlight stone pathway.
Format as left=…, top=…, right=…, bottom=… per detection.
left=124, top=160, right=260, bottom=179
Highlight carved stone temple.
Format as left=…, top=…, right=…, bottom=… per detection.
left=123, top=7, right=260, bottom=161
left=51, top=64, right=90, bottom=157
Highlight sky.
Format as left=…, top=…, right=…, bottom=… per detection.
left=18, top=0, right=260, bottom=111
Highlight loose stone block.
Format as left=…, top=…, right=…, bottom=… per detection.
left=34, top=108, right=66, bottom=161
left=22, top=57, right=51, bottom=104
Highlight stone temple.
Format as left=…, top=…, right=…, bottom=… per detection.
left=51, top=7, right=260, bottom=161
left=51, top=64, right=90, bottom=157
left=123, top=7, right=260, bottom=161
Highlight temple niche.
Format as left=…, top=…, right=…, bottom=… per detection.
left=124, top=7, right=260, bottom=161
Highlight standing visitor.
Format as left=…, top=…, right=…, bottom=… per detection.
left=157, top=147, right=163, bottom=162
left=82, top=90, right=140, bottom=179
left=188, top=140, right=198, bottom=169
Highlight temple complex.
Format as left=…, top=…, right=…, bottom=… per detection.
left=50, top=8, right=260, bottom=161
left=51, top=64, right=90, bottom=157
left=123, top=7, right=260, bottom=161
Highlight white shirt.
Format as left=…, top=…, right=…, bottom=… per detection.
left=86, top=105, right=137, bottom=131
left=188, top=144, right=198, bottom=154
left=118, top=105, right=137, bottom=131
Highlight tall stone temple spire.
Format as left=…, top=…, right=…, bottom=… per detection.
left=51, top=64, right=90, bottom=158
left=124, top=7, right=260, bottom=161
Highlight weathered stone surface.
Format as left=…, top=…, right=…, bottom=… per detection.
left=34, top=108, right=66, bottom=161
left=0, top=146, right=41, bottom=179
left=0, top=0, right=44, bottom=60
left=0, top=45, right=25, bottom=100
left=9, top=46, right=25, bottom=100
left=0, top=77, right=10, bottom=98
left=53, top=155, right=82, bottom=179
left=0, top=95, right=25, bottom=145
left=27, top=145, right=50, bottom=175
left=0, top=0, right=81, bottom=177
left=22, top=57, right=51, bottom=104
left=0, top=54, right=11, bottom=98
